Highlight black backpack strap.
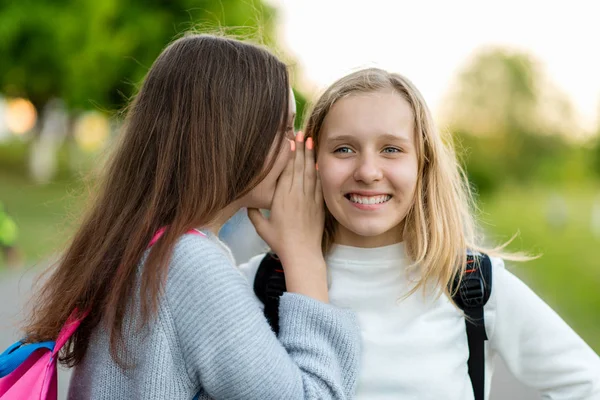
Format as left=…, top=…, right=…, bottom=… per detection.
left=253, top=252, right=287, bottom=335
left=451, top=253, right=493, bottom=400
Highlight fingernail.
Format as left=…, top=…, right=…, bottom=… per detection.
left=306, top=137, right=313, bottom=150
left=296, top=131, right=304, bottom=142
left=290, top=140, right=296, bottom=151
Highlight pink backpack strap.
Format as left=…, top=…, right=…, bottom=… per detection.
left=148, top=227, right=206, bottom=247
left=53, top=308, right=89, bottom=356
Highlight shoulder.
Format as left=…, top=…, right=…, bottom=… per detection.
left=482, top=255, right=506, bottom=293
left=173, top=232, right=231, bottom=262
left=165, top=233, right=265, bottom=315
left=485, top=254, right=506, bottom=286
left=484, top=255, right=544, bottom=341
left=167, top=233, right=241, bottom=287
left=482, top=255, right=506, bottom=340
left=489, top=255, right=506, bottom=271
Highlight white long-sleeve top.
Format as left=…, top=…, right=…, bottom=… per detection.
left=239, top=242, right=600, bottom=400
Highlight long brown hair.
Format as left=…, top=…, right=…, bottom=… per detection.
left=23, top=33, right=290, bottom=367
left=305, top=68, right=526, bottom=298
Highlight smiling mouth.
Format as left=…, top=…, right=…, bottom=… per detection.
left=344, top=193, right=392, bottom=205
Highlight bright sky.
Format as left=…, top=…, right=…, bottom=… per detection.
left=268, top=0, right=600, bottom=132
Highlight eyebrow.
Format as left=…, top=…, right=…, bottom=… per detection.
left=326, top=133, right=412, bottom=144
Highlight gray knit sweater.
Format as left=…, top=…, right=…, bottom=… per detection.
left=67, top=231, right=360, bottom=399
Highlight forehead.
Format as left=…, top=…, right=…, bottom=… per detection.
left=321, top=90, right=414, bottom=141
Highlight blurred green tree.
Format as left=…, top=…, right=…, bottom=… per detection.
left=593, top=102, right=600, bottom=177
left=0, top=0, right=313, bottom=182
left=0, top=0, right=285, bottom=113
left=442, top=48, right=577, bottom=193
left=292, top=88, right=307, bottom=130
left=594, top=132, right=600, bottom=178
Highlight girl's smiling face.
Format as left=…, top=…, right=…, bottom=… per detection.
left=317, top=90, right=419, bottom=248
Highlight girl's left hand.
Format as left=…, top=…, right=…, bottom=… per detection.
left=249, top=131, right=324, bottom=261
left=248, top=131, right=328, bottom=302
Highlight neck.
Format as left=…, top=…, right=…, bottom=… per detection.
left=333, top=224, right=403, bottom=248
left=204, top=201, right=241, bottom=236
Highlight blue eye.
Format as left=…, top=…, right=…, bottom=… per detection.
left=334, top=147, right=354, bottom=154
left=382, top=147, right=401, bottom=154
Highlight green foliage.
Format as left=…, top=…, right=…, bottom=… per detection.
left=456, top=130, right=578, bottom=194
left=292, top=88, right=307, bottom=130
left=0, top=0, right=278, bottom=112
left=480, top=184, right=600, bottom=352
left=445, top=47, right=584, bottom=194
left=0, top=0, right=313, bottom=182
left=593, top=136, right=600, bottom=178
left=0, top=169, right=84, bottom=262
left=0, top=139, right=28, bottom=178
left=446, top=48, right=540, bottom=136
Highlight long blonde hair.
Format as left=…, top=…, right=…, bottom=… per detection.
left=305, top=68, right=521, bottom=298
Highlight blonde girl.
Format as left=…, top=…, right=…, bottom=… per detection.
left=242, top=68, right=600, bottom=400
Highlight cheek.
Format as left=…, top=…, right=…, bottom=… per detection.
left=317, top=155, right=347, bottom=195
left=264, top=144, right=290, bottom=184
left=272, top=152, right=288, bottom=180
left=390, top=158, right=419, bottom=198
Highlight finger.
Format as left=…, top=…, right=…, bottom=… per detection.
left=314, top=168, right=323, bottom=204
left=292, top=131, right=305, bottom=190
left=304, top=137, right=317, bottom=195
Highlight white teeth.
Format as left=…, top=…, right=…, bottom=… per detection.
left=348, top=194, right=391, bottom=205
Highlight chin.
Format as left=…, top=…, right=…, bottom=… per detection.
left=350, top=225, right=393, bottom=238
left=339, top=217, right=404, bottom=243
left=342, top=214, right=389, bottom=233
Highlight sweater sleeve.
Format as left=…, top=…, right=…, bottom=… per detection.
left=488, top=257, right=600, bottom=399
left=165, top=235, right=360, bottom=400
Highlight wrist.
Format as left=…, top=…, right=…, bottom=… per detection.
left=279, top=252, right=326, bottom=271
left=279, top=253, right=329, bottom=303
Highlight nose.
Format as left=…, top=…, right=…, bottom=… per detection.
left=353, top=154, right=383, bottom=184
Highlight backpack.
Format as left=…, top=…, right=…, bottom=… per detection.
left=253, top=252, right=493, bottom=400
left=0, top=228, right=205, bottom=400
left=0, top=310, right=87, bottom=400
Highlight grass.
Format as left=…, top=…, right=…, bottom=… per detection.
left=0, top=170, right=85, bottom=265
left=479, top=183, right=600, bottom=352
